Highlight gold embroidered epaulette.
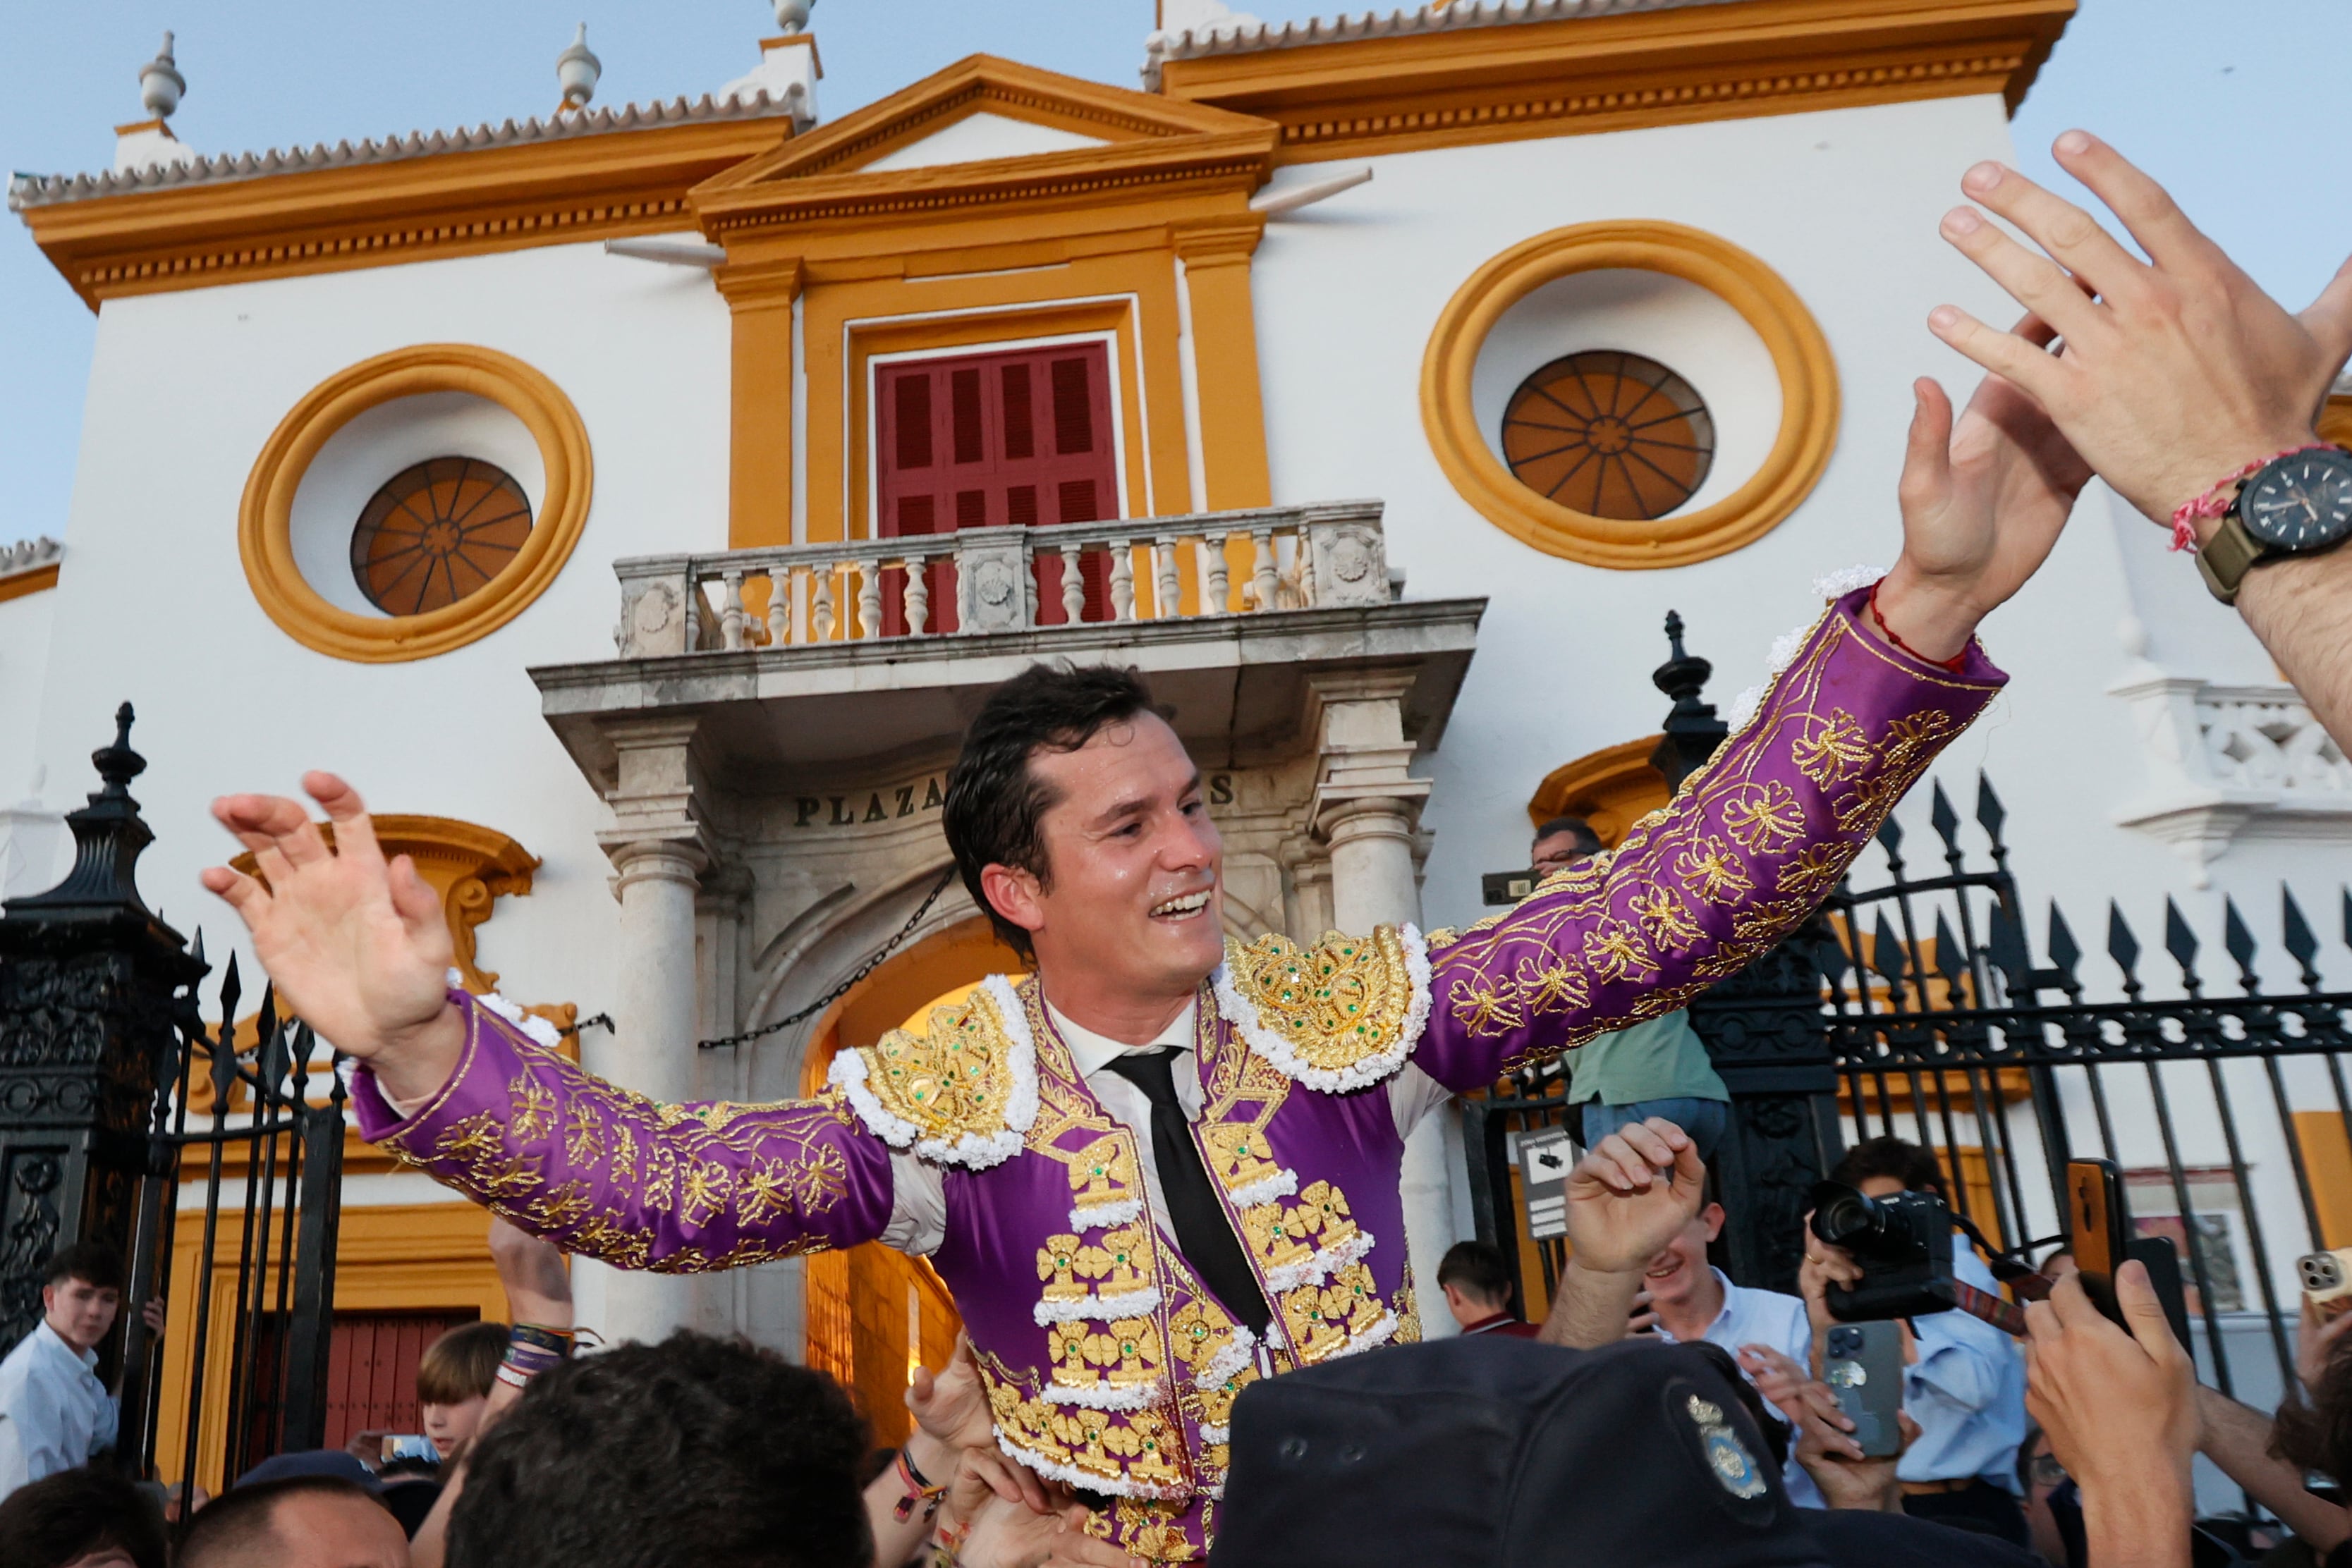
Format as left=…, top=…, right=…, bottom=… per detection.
left=1212, top=925, right=1432, bottom=1094
left=827, top=974, right=1038, bottom=1169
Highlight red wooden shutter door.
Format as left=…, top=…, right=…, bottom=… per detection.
left=875, top=343, right=1118, bottom=630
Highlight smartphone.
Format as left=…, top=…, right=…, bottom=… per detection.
left=1822, top=1321, right=1906, bottom=1459
left=382, top=1434, right=438, bottom=1465
left=2301, top=1247, right=2352, bottom=1322
left=2066, top=1157, right=2130, bottom=1328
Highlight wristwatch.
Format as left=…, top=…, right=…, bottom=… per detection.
left=2198, top=444, right=2352, bottom=605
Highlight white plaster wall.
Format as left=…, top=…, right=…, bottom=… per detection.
left=28, top=234, right=734, bottom=1102
left=863, top=110, right=1107, bottom=171
left=0, top=585, right=63, bottom=898
left=1248, top=94, right=2348, bottom=966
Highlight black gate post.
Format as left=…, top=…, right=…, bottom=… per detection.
left=1690, top=930, right=1844, bottom=1295
left=0, top=706, right=203, bottom=1412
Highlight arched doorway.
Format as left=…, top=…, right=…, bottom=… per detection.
left=796, top=913, right=1024, bottom=1445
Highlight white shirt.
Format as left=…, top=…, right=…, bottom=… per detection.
left=1899, top=1243, right=2028, bottom=1491
left=880, top=998, right=1454, bottom=1256
left=0, top=1321, right=117, bottom=1500
left=1653, top=1268, right=1825, bottom=1509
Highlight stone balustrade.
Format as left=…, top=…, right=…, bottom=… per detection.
left=609, top=500, right=1395, bottom=659
left=2113, top=673, right=2352, bottom=882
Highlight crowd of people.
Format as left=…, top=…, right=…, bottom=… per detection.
left=6, top=124, right=2352, bottom=1566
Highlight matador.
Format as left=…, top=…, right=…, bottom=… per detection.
left=212, top=568, right=2023, bottom=1561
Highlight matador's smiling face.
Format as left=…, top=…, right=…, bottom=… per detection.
left=990, top=710, right=1227, bottom=1005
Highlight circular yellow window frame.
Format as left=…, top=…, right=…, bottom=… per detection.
left=239, top=344, right=592, bottom=663
left=1421, top=221, right=1839, bottom=570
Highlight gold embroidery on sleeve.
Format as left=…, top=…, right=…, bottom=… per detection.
left=1673, top=835, right=1755, bottom=905
left=1722, top=781, right=1807, bottom=854
left=1792, top=709, right=1870, bottom=784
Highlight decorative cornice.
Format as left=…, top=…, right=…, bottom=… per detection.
left=1156, top=0, right=2075, bottom=164
left=694, top=133, right=1276, bottom=235
left=0, top=537, right=62, bottom=605
left=1145, top=0, right=1735, bottom=81
left=16, top=104, right=798, bottom=310
left=11, top=88, right=798, bottom=210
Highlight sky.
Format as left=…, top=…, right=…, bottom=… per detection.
left=2, top=0, right=2348, bottom=545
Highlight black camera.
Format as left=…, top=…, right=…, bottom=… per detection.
left=1808, top=1179, right=1961, bottom=1321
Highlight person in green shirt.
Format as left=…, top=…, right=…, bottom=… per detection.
left=1530, top=816, right=1731, bottom=1161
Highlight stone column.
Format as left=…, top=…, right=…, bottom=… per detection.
left=587, top=718, right=710, bottom=1347
left=1306, top=674, right=1460, bottom=1335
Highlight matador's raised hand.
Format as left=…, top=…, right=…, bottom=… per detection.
left=199, top=773, right=465, bottom=1101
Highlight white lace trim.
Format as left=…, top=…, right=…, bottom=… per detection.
left=1069, top=1196, right=1143, bottom=1232
left=1042, top=1378, right=1163, bottom=1411
left=454, top=976, right=566, bottom=1051
left=1722, top=576, right=1879, bottom=738
left=1193, top=1326, right=1259, bottom=1390
left=1323, top=1309, right=1400, bottom=1361
left=1032, top=1286, right=1162, bottom=1327
left=1213, top=924, right=1431, bottom=1094
left=1263, top=1228, right=1375, bottom=1294
left=1225, top=1169, right=1298, bottom=1211
left=1812, top=563, right=1887, bottom=601
left=823, top=973, right=1037, bottom=1171
left=1196, top=1422, right=1231, bottom=1444
left=995, top=1433, right=1191, bottom=1502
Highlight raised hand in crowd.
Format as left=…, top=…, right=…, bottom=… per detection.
left=1930, top=132, right=2352, bottom=746
left=2298, top=1292, right=2352, bottom=1394
left=2023, top=1260, right=2197, bottom=1568
left=1796, top=1405, right=1923, bottom=1515
left=1736, top=1343, right=1856, bottom=1456
left=201, top=775, right=466, bottom=1102
left=1536, top=1119, right=1703, bottom=1349
left=908, top=1333, right=1050, bottom=1517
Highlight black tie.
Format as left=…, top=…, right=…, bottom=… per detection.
left=1101, top=1046, right=1273, bottom=1335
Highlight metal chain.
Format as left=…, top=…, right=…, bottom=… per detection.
left=689, top=866, right=960, bottom=1051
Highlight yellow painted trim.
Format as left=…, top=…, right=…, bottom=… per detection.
left=1526, top=735, right=1668, bottom=846
left=0, top=563, right=60, bottom=604
left=1420, top=220, right=1839, bottom=570
left=20, top=116, right=794, bottom=311
left=1175, top=217, right=1273, bottom=510
left=1157, top=0, right=2075, bottom=165
left=238, top=344, right=593, bottom=662
left=154, top=1201, right=506, bottom=1493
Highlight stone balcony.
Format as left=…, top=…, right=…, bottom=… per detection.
left=2112, top=674, right=2352, bottom=883
left=532, top=500, right=1484, bottom=795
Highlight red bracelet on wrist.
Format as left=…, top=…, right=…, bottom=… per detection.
left=893, top=1447, right=947, bottom=1524
left=1866, top=582, right=1968, bottom=674
left=2168, top=443, right=2334, bottom=552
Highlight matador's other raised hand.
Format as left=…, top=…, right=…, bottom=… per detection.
left=199, top=773, right=463, bottom=1103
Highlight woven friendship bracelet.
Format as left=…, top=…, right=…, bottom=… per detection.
left=2169, top=444, right=2334, bottom=551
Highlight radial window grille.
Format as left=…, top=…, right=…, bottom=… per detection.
left=1501, top=350, right=1715, bottom=522
left=350, top=457, right=534, bottom=616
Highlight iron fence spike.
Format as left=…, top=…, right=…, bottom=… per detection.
left=291, top=1021, right=317, bottom=1088
left=2342, top=886, right=2352, bottom=952
left=2047, top=902, right=2082, bottom=980
left=219, top=952, right=241, bottom=1034
left=1975, top=771, right=2008, bottom=847
left=1929, top=781, right=1961, bottom=855
left=2223, top=897, right=2260, bottom=989
left=255, top=982, right=277, bottom=1058
left=2105, top=901, right=2141, bottom=979
left=1932, top=908, right=1966, bottom=984
left=1987, top=897, right=2030, bottom=988
left=2164, top=897, right=2200, bottom=969
left=2283, top=887, right=2322, bottom=988
left=1876, top=814, right=1904, bottom=856
left=328, top=1052, right=350, bottom=1108
left=1873, top=910, right=1908, bottom=981
left=189, top=929, right=206, bottom=968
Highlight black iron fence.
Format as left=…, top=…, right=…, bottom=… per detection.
left=0, top=707, right=344, bottom=1501
left=1465, top=772, right=2352, bottom=1407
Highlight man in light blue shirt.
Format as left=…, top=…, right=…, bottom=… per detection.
left=1638, top=1198, right=1827, bottom=1508
left=1829, top=1137, right=2028, bottom=1548
left=0, top=1243, right=132, bottom=1500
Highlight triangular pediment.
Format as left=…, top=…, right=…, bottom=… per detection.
left=699, top=54, right=1274, bottom=191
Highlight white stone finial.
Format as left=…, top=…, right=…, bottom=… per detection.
left=139, top=31, right=186, bottom=119
left=774, top=0, right=815, bottom=34
left=556, top=23, right=602, bottom=111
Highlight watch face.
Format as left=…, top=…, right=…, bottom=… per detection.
left=2242, top=448, right=2352, bottom=550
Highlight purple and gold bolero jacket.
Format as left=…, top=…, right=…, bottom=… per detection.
left=352, top=590, right=2003, bottom=1560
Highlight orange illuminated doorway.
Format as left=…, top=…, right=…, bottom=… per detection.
left=799, top=913, right=1023, bottom=1444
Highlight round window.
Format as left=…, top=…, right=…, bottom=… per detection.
left=1501, top=350, right=1715, bottom=522
left=350, top=457, right=534, bottom=616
